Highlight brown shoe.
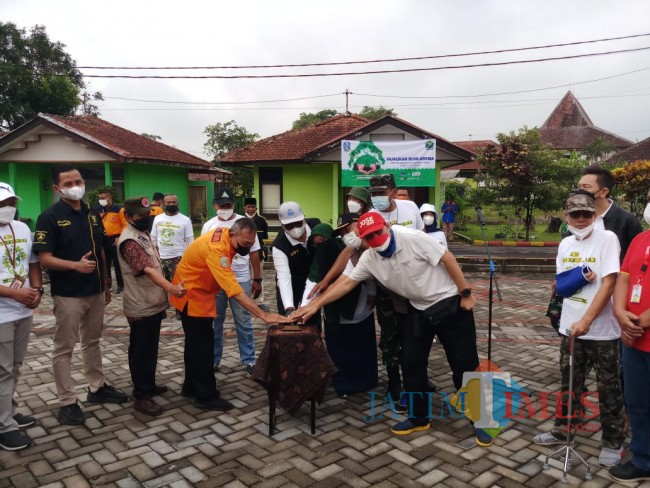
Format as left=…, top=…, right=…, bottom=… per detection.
left=134, top=398, right=163, bottom=416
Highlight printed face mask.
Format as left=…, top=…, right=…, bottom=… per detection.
left=367, top=231, right=390, bottom=252
left=371, top=196, right=390, bottom=211
left=0, top=206, right=16, bottom=224
left=60, top=185, right=85, bottom=201
left=217, top=209, right=233, bottom=220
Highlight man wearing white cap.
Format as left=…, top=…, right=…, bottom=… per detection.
left=0, top=183, right=42, bottom=450
left=271, top=202, right=319, bottom=317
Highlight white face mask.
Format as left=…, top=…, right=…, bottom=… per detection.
left=245, top=212, right=256, bottom=219
left=287, top=224, right=306, bottom=240
left=0, top=206, right=16, bottom=224
left=347, top=200, right=362, bottom=214
left=342, top=232, right=362, bottom=249
left=567, top=223, right=595, bottom=241
left=423, top=215, right=435, bottom=226
left=60, top=185, right=85, bottom=201
left=644, top=203, right=650, bottom=226
left=217, top=209, right=234, bottom=220
left=98, top=199, right=108, bottom=207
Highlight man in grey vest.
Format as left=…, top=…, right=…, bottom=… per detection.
left=118, top=197, right=186, bottom=416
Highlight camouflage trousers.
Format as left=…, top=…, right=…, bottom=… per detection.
left=161, top=256, right=182, bottom=283
left=552, top=336, right=625, bottom=449
left=375, top=290, right=406, bottom=368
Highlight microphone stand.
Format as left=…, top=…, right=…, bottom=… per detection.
left=475, top=206, right=502, bottom=369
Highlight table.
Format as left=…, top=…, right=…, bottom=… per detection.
left=252, top=324, right=336, bottom=435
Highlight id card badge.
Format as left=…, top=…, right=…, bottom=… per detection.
left=631, top=284, right=642, bottom=304
left=9, top=274, right=25, bottom=290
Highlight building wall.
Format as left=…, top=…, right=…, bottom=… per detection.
left=124, top=165, right=190, bottom=215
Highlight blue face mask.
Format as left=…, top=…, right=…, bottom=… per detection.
left=371, top=195, right=390, bottom=211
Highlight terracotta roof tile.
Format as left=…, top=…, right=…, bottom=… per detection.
left=42, top=114, right=213, bottom=168
left=451, top=140, right=495, bottom=156
left=603, top=136, right=650, bottom=164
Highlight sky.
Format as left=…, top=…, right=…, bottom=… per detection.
left=3, top=0, right=650, bottom=159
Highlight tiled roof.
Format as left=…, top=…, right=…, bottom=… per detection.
left=0, top=114, right=214, bottom=169
left=444, top=140, right=495, bottom=170
left=221, top=114, right=370, bottom=163
left=221, top=114, right=473, bottom=163
left=539, top=91, right=632, bottom=151
left=603, top=136, right=650, bottom=164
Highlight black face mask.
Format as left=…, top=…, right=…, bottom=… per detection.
left=132, top=216, right=151, bottom=232
left=236, top=245, right=251, bottom=257
left=165, top=205, right=178, bottom=214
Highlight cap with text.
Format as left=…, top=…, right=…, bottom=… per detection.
left=357, top=211, right=386, bottom=238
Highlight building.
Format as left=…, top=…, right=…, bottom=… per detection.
left=220, top=114, right=473, bottom=224
left=603, top=135, right=650, bottom=165
left=0, top=114, right=230, bottom=227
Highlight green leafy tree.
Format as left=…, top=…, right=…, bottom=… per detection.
left=611, top=160, right=650, bottom=219
left=582, top=136, right=614, bottom=164
left=476, top=127, right=582, bottom=240
left=0, top=22, right=86, bottom=129
left=359, top=105, right=396, bottom=120
left=291, top=109, right=338, bottom=130
left=203, top=120, right=259, bottom=197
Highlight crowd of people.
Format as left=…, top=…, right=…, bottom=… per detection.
left=0, top=163, right=649, bottom=483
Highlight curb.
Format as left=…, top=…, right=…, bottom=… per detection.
left=472, top=239, right=560, bottom=247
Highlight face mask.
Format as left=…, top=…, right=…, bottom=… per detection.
left=342, top=232, right=362, bottom=249
left=165, top=205, right=179, bottom=215
left=347, top=200, right=362, bottom=214
left=567, top=223, right=595, bottom=241
left=98, top=199, right=108, bottom=207
left=131, top=216, right=151, bottom=232
left=423, top=216, right=435, bottom=226
left=245, top=212, right=256, bottom=219
left=371, top=196, right=390, bottom=212
left=236, top=245, right=251, bottom=256
left=60, top=185, right=85, bottom=201
left=367, top=232, right=390, bottom=252
left=217, top=209, right=233, bottom=220
left=0, top=206, right=16, bottom=224
left=644, top=203, right=650, bottom=226
left=287, top=224, right=306, bottom=240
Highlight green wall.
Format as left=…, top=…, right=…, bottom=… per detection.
left=124, top=165, right=190, bottom=215
left=282, top=164, right=339, bottom=225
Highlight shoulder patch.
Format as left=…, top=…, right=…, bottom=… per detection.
left=220, top=256, right=229, bottom=268
left=211, top=228, right=223, bottom=242
left=35, top=231, right=47, bottom=242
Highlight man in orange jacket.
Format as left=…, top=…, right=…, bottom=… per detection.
left=170, top=218, right=289, bottom=411
left=96, top=189, right=126, bottom=293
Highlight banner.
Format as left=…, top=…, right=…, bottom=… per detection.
left=340, top=139, right=436, bottom=187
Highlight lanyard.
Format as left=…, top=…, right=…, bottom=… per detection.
left=0, top=223, right=18, bottom=273
left=635, top=246, right=650, bottom=285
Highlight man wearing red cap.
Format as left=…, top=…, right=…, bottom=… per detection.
left=291, top=211, right=491, bottom=446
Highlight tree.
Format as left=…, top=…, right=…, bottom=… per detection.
left=359, top=105, right=396, bottom=120
left=203, top=120, right=259, bottom=197
left=291, top=109, right=338, bottom=130
left=476, top=127, right=582, bottom=240
left=582, top=137, right=613, bottom=164
left=0, top=22, right=86, bottom=129
left=611, top=160, right=650, bottom=219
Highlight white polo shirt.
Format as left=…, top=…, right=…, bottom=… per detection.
left=349, top=226, right=458, bottom=310
left=376, top=199, right=424, bottom=230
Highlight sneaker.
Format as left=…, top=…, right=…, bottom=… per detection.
left=475, top=427, right=493, bottom=447
left=134, top=398, right=163, bottom=417
left=153, top=385, right=168, bottom=396
left=86, top=384, right=128, bottom=404
left=244, top=364, right=254, bottom=378
left=394, top=396, right=409, bottom=414
left=599, top=446, right=623, bottom=467
left=194, top=397, right=234, bottom=411
left=0, top=430, right=31, bottom=451
left=532, top=431, right=566, bottom=445
left=391, top=419, right=430, bottom=435
left=13, top=413, right=36, bottom=428
left=57, top=403, right=85, bottom=425
left=610, top=461, right=650, bottom=482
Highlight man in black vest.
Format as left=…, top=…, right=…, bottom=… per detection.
left=271, top=202, right=320, bottom=317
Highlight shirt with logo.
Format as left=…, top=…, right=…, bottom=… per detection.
left=0, top=221, right=39, bottom=322
left=151, top=212, right=194, bottom=259
left=620, top=230, right=650, bottom=352
left=556, top=228, right=621, bottom=340
left=376, top=199, right=424, bottom=230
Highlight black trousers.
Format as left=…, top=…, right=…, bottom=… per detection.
left=129, top=311, right=164, bottom=399
left=180, top=306, right=220, bottom=402
left=402, top=303, right=479, bottom=421
left=104, top=236, right=123, bottom=288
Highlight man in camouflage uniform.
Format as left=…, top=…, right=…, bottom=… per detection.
left=533, top=193, right=625, bottom=467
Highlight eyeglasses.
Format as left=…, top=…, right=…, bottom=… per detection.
left=283, top=221, right=303, bottom=230
left=568, top=211, right=595, bottom=219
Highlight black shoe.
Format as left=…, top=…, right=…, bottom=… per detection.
left=610, top=461, right=650, bottom=482
left=86, top=384, right=128, bottom=404
left=0, top=430, right=31, bottom=451
left=180, top=389, right=195, bottom=398
left=57, top=403, right=85, bottom=425
left=244, top=364, right=254, bottom=378
left=13, top=413, right=36, bottom=428
left=153, top=385, right=168, bottom=396
left=194, top=397, right=233, bottom=411
left=134, top=398, right=163, bottom=416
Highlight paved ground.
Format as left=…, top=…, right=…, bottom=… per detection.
left=1, top=267, right=645, bottom=488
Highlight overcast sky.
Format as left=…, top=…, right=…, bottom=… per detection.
left=4, top=0, right=650, bottom=159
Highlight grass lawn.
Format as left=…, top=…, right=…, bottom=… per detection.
left=456, top=222, right=563, bottom=242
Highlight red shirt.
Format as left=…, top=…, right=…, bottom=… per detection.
left=621, top=230, right=650, bottom=352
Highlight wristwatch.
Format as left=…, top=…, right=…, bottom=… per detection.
left=460, top=288, right=472, bottom=298
left=34, top=287, right=45, bottom=295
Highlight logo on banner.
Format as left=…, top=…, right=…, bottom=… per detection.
left=348, top=141, right=386, bottom=175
